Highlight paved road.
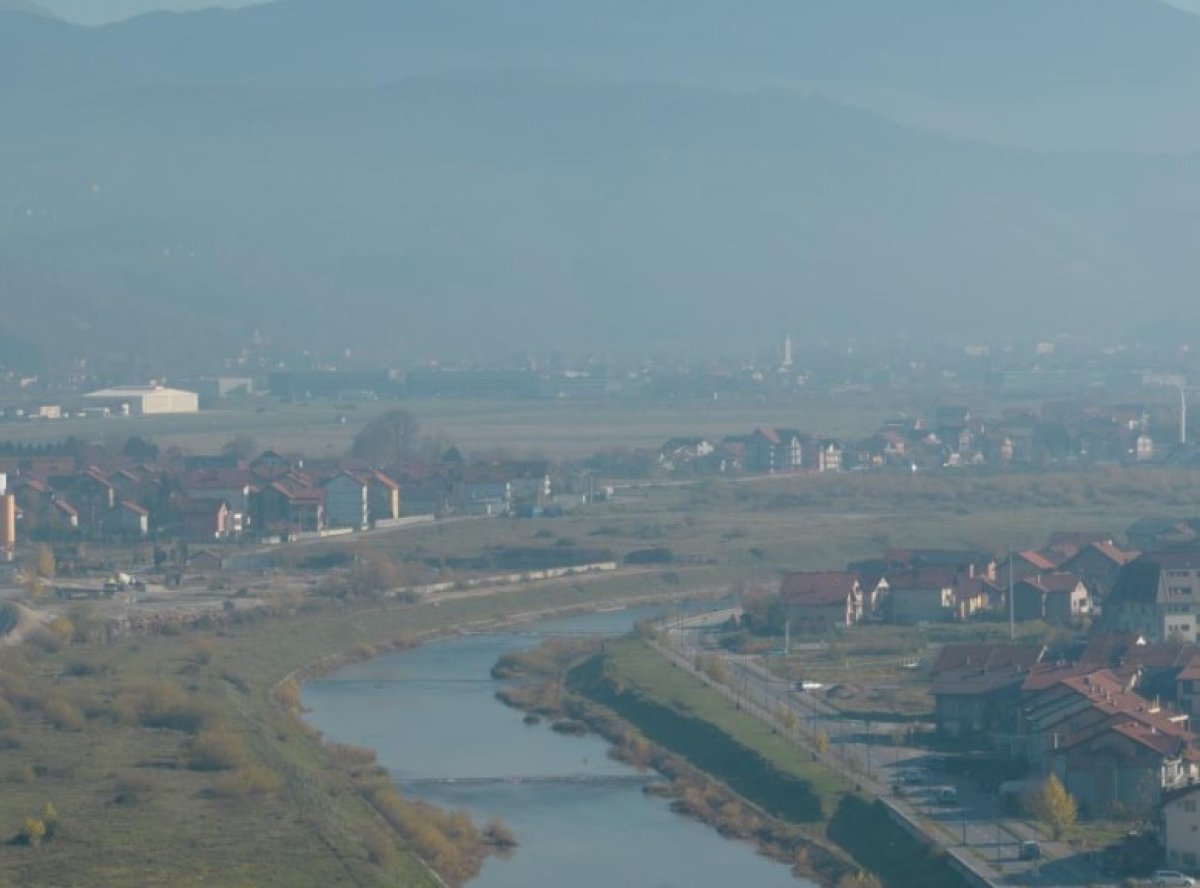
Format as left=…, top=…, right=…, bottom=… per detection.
left=660, top=620, right=1117, bottom=887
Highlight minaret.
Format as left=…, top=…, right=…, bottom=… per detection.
left=780, top=333, right=794, bottom=371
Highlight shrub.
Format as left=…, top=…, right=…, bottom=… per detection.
left=273, top=679, right=301, bottom=711
left=114, top=773, right=155, bottom=806
left=43, top=696, right=85, bottom=731
left=136, top=682, right=216, bottom=733
left=20, top=817, right=45, bottom=847
left=41, top=802, right=59, bottom=839
left=47, top=617, right=75, bottom=646
left=192, top=639, right=217, bottom=665
left=187, top=727, right=249, bottom=771
left=210, top=765, right=282, bottom=798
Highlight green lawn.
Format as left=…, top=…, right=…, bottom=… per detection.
left=601, top=638, right=848, bottom=816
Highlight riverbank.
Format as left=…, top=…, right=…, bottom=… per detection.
left=0, top=569, right=713, bottom=886
left=566, top=638, right=968, bottom=888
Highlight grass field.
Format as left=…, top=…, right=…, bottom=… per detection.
left=599, top=638, right=849, bottom=815
left=0, top=396, right=898, bottom=459
left=0, top=570, right=697, bottom=887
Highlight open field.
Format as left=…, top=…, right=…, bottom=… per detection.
left=0, top=396, right=901, bottom=459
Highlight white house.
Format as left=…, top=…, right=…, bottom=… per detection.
left=1163, top=783, right=1200, bottom=874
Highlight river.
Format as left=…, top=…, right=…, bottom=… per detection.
left=303, top=605, right=814, bottom=888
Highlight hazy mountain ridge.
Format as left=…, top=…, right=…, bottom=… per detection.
left=4, top=0, right=1200, bottom=368
left=5, top=0, right=1200, bottom=150
left=5, top=73, right=1200, bottom=367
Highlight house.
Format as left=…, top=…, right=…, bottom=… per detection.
left=322, top=472, right=369, bottom=530
left=884, top=548, right=997, bottom=582
left=745, top=428, right=802, bottom=474
left=885, top=567, right=958, bottom=624
left=182, top=469, right=252, bottom=516
left=1013, top=666, right=1197, bottom=814
left=1103, top=552, right=1200, bottom=642
left=658, top=438, right=716, bottom=472
left=1163, top=783, right=1200, bottom=876
left=459, top=465, right=513, bottom=515
left=778, top=572, right=863, bottom=633
left=1000, top=549, right=1060, bottom=587
left=802, top=438, right=843, bottom=473
left=1058, top=540, right=1139, bottom=601
left=176, top=498, right=232, bottom=541
left=505, top=461, right=552, bottom=508
left=254, top=483, right=324, bottom=534
left=365, top=471, right=401, bottom=523
left=1127, top=517, right=1196, bottom=551
left=1012, top=573, right=1091, bottom=623
left=929, top=643, right=1046, bottom=742
left=106, top=501, right=149, bottom=538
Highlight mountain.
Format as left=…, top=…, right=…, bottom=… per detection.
left=5, top=73, right=1200, bottom=368
left=5, top=1, right=1200, bottom=369
left=5, top=0, right=1200, bottom=151
left=0, top=0, right=53, bottom=15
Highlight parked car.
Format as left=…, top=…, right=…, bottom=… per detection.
left=1019, top=841, right=1041, bottom=861
left=1153, top=870, right=1196, bottom=887
left=936, top=786, right=958, bottom=805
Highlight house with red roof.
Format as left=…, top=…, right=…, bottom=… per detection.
left=1014, top=667, right=1197, bottom=813
left=746, top=428, right=803, bottom=474
left=1012, top=572, right=1091, bottom=623
left=779, top=571, right=863, bottom=634
left=929, top=643, right=1047, bottom=741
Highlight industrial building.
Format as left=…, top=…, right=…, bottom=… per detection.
left=83, top=385, right=200, bottom=416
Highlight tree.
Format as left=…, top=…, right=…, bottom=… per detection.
left=1032, top=774, right=1077, bottom=839
left=221, top=434, right=258, bottom=462
left=350, top=410, right=420, bottom=467
left=122, top=436, right=159, bottom=462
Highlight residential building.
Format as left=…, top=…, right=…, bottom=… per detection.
left=929, top=643, right=1046, bottom=741
left=1104, top=552, right=1200, bottom=643
left=323, top=472, right=369, bottom=530
left=1012, top=573, right=1091, bottom=623
left=1163, top=783, right=1200, bottom=875
left=365, top=471, right=401, bottom=523
left=778, top=571, right=863, bottom=634
left=886, top=567, right=957, bottom=624
left=106, top=501, right=149, bottom=537
left=176, top=498, right=232, bottom=541
left=745, top=428, right=802, bottom=474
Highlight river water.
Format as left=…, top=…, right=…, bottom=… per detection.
left=303, top=605, right=812, bottom=888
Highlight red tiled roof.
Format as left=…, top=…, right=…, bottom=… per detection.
left=780, top=571, right=859, bottom=606
left=1019, top=572, right=1086, bottom=594
left=932, top=643, right=1045, bottom=676
left=1017, top=550, right=1058, bottom=571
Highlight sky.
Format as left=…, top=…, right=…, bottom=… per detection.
left=30, top=0, right=1200, bottom=26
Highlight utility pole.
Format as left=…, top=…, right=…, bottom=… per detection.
left=1008, top=547, right=1015, bottom=642
left=784, top=619, right=790, bottom=657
